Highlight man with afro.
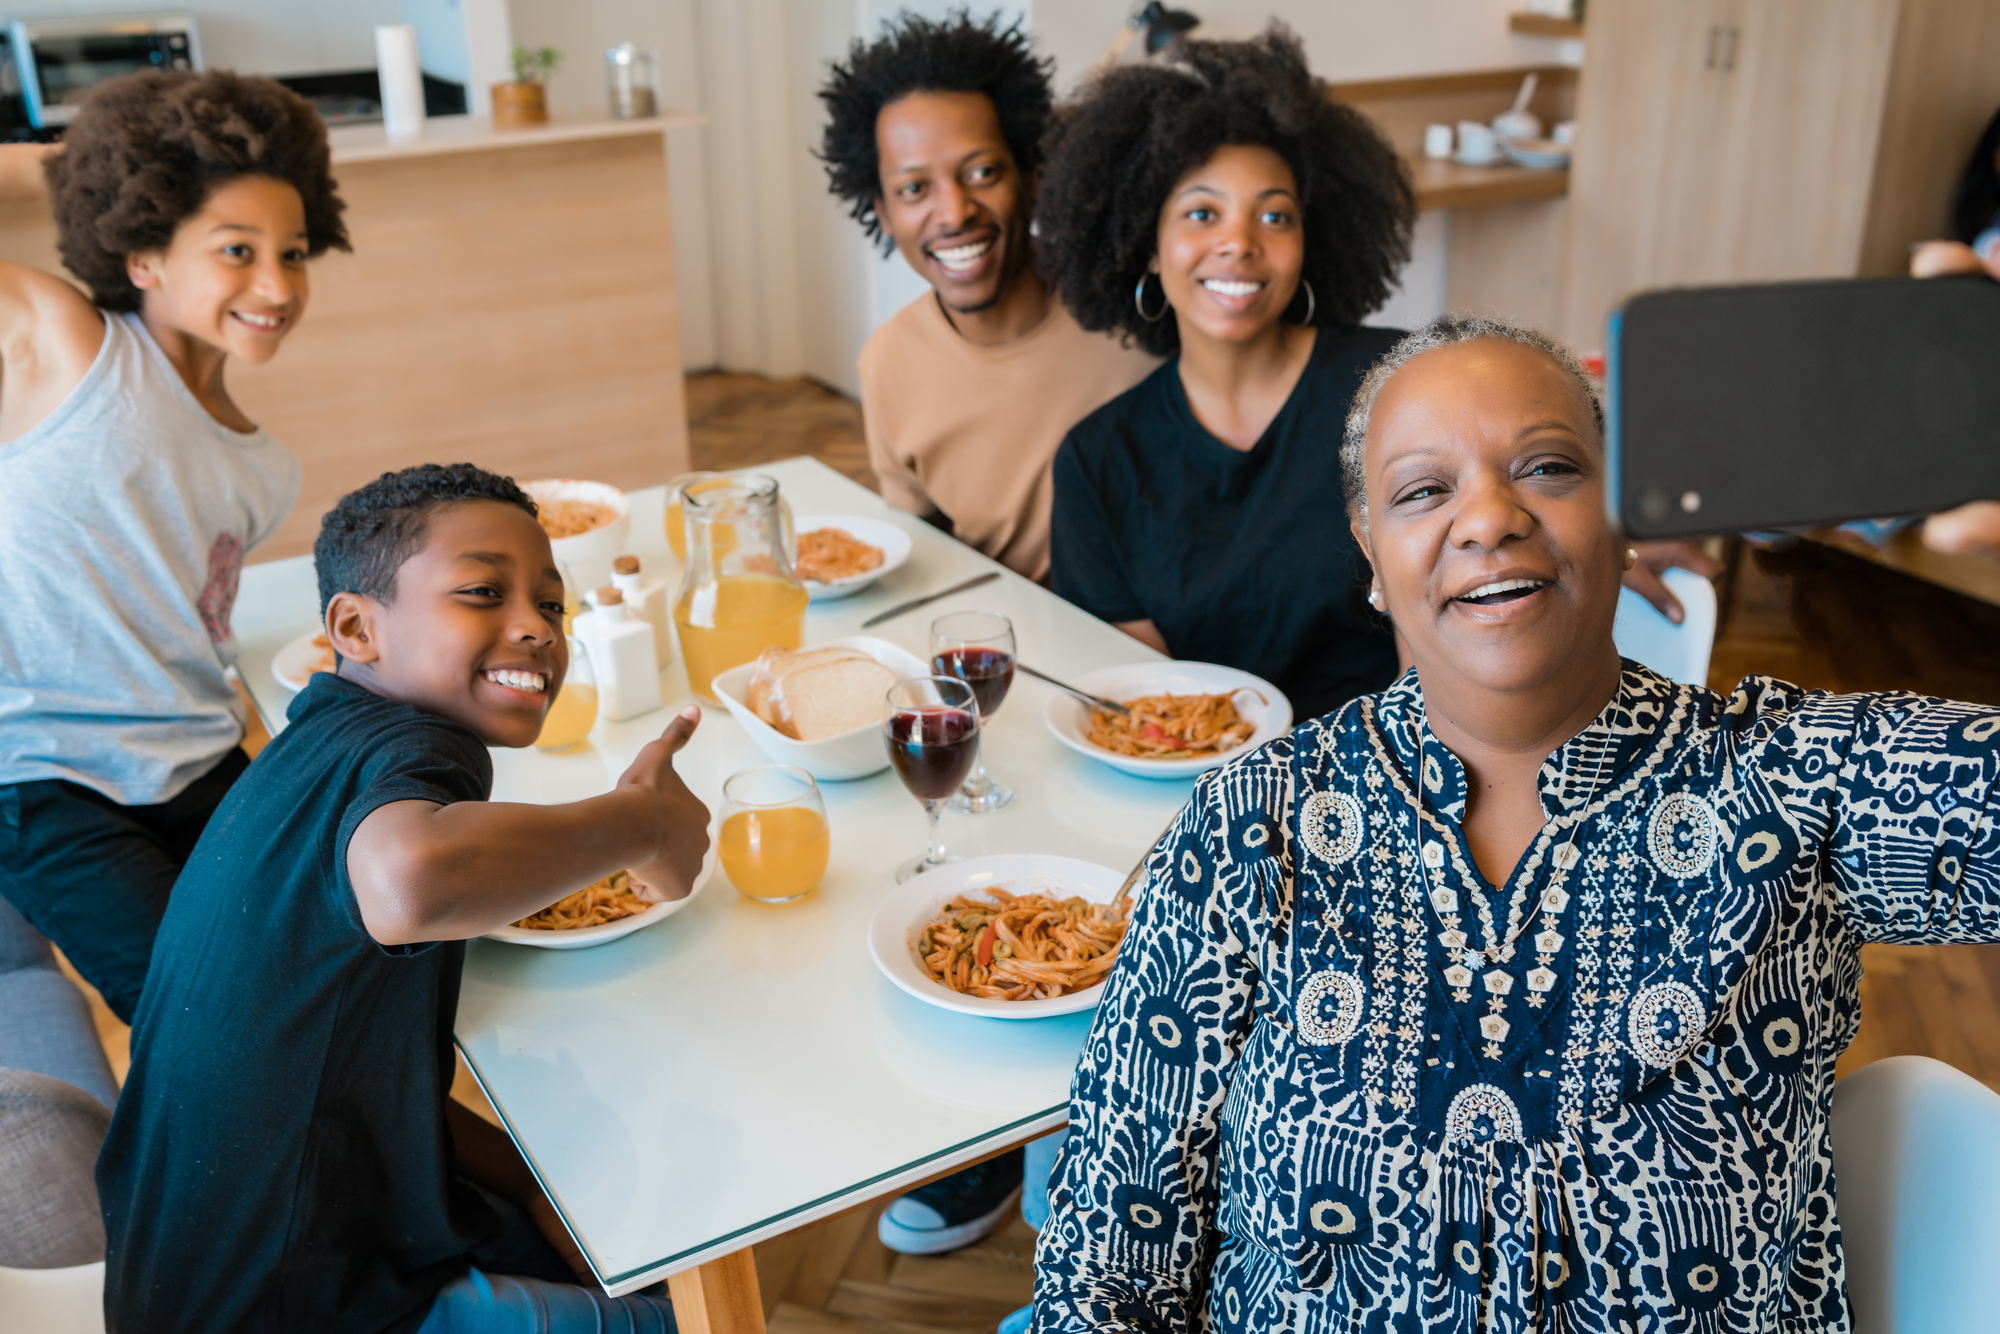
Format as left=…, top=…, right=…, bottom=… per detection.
left=818, top=10, right=1156, bottom=583
left=0, top=69, right=348, bottom=1028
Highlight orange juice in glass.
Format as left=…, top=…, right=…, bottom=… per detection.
left=534, top=638, right=598, bottom=750
left=673, top=474, right=808, bottom=701
left=718, top=765, right=830, bottom=903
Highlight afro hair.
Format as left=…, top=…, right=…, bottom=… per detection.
left=46, top=69, right=349, bottom=312
left=1035, top=25, right=1415, bottom=358
left=314, top=463, right=537, bottom=617
left=818, top=9, right=1053, bottom=255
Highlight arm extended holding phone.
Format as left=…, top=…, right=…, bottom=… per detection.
left=1608, top=270, right=2000, bottom=554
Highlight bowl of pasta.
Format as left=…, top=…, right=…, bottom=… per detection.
left=1041, top=661, right=1291, bottom=780
left=484, top=823, right=717, bottom=949
left=868, top=854, right=1135, bottom=1019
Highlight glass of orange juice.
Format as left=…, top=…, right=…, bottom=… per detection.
left=718, top=765, right=830, bottom=903
left=534, top=637, right=599, bottom=751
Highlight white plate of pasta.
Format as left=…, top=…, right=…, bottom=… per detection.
left=868, top=854, right=1135, bottom=1020
left=483, top=827, right=718, bottom=950
left=1041, top=662, right=1292, bottom=780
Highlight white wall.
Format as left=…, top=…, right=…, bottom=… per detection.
left=1031, top=0, right=1567, bottom=94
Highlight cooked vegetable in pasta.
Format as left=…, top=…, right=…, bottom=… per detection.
left=513, top=871, right=650, bottom=930
left=1086, top=690, right=1261, bottom=759
left=913, top=889, right=1132, bottom=1000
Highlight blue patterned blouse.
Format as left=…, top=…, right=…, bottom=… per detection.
left=1032, top=665, right=2000, bottom=1333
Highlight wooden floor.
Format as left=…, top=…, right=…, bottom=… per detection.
left=55, top=372, right=2000, bottom=1331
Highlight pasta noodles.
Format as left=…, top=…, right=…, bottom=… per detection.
left=913, top=888, right=1132, bottom=1000
left=513, top=871, right=650, bottom=930
left=795, top=527, right=884, bottom=583
left=1086, top=690, right=1262, bottom=759
left=536, top=499, right=616, bottom=540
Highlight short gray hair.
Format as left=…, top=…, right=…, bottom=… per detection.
left=1339, top=314, right=1604, bottom=527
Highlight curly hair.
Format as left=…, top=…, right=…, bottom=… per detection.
left=46, top=69, right=349, bottom=312
left=1340, top=314, right=1604, bottom=528
left=314, top=463, right=537, bottom=615
left=818, top=9, right=1052, bottom=255
left=1035, top=25, right=1415, bottom=357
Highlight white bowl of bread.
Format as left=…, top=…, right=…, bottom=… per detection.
left=711, top=636, right=931, bottom=780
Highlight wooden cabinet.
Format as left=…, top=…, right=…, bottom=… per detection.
left=1554, top=0, right=2000, bottom=350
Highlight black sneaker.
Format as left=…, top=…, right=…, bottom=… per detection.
left=878, top=1150, right=1025, bottom=1255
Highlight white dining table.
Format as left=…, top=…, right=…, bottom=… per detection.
left=230, top=456, right=1194, bottom=1331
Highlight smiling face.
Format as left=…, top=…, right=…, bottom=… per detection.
left=325, top=500, right=568, bottom=748
left=1354, top=338, right=1623, bottom=696
left=125, top=174, right=310, bottom=365
left=874, top=90, right=1033, bottom=313
left=1155, top=143, right=1304, bottom=348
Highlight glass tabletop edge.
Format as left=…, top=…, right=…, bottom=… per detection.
left=454, top=1038, right=1068, bottom=1295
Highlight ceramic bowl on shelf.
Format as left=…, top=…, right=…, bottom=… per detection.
left=520, top=478, right=631, bottom=592
left=710, top=634, right=930, bottom=781
left=794, top=515, right=913, bottom=601
left=1041, top=661, right=1292, bottom=781
left=867, top=854, right=1131, bottom=1021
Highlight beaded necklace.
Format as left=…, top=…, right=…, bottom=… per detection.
left=1412, top=720, right=1614, bottom=1057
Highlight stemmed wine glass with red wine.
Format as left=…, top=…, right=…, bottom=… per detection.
left=929, top=611, right=1015, bottom=814
left=884, top=676, right=982, bottom=882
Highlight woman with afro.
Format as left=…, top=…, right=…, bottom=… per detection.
left=1040, top=26, right=1413, bottom=721
left=1041, top=27, right=1715, bottom=723
left=0, top=70, right=347, bottom=1027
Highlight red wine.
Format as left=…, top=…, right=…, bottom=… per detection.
left=932, top=647, right=1015, bottom=716
left=886, top=707, right=980, bottom=801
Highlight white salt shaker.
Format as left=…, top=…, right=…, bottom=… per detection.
left=608, top=554, right=672, bottom=667
left=574, top=587, right=662, bottom=721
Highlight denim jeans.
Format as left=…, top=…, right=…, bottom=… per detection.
left=0, top=748, right=246, bottom=1023
left=417, top=1184, right=676, bottom=1333
left=416, top=1269, right=675, bottom=1334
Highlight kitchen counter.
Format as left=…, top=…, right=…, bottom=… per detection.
left=0, top=111, right=704, bottom=561
left=325, top=110, right=704, bottom=164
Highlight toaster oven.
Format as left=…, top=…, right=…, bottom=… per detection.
left=10, top=11, right=200, bottom=129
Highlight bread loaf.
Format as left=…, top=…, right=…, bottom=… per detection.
left=747, top=646, right=896, bottom=740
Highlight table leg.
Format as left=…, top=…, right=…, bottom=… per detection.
left=667, top=1247, right=766, bottom=1334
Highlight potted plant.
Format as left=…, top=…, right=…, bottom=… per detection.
left=492, top=46, right=560, bottom=128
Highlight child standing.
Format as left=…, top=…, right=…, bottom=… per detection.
left=98, top=464, right=706, bottom=1332
left=0, top=70, right=348, bottom=1023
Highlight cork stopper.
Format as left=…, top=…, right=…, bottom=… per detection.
left=595, top=586, right=624, bottom=606
left=612, top=555, right=640, bottom=576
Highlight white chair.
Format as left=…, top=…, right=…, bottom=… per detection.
left=1612, top=566, right=1716, bottom=686
left=1831, top=1056, right=2000, bottom=1333
left=0, top=1261, right=106, bottom=1334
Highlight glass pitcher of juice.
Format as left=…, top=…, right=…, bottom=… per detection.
left=674, top=473, right=809, bottom=701
left=666, top=471, right=795, bottom=565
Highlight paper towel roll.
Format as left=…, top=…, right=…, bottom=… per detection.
left=376, top=25, right=425, bottom=143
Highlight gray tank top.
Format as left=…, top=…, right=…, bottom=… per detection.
left=0, top=312, right=300, bottom=804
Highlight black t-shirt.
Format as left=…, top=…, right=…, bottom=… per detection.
left=1050, top=325, right=1402, bottom=721
left=98, top=673, right=499, bottom=1334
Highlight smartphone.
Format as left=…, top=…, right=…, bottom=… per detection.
left=1607, top=276, right=2000, bottom=540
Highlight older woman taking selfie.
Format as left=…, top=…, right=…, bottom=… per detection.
left=1030, top=314, right=2000, bottom=1331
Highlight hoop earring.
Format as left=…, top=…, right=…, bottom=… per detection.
left=1287, top=278, right=1316, bottom=326
left=1133, top=272, right=1168, bottom=323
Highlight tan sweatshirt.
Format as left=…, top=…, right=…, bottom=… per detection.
left=858, top=293, right=1159, bottom=582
